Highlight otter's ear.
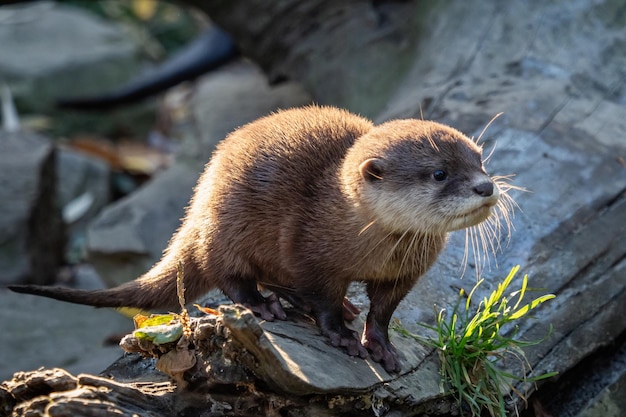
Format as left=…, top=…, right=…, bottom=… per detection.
left=359, top=158, right=384, bottom=182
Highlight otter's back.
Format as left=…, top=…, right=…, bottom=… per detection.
left=216, top=106, right=373, bottom=201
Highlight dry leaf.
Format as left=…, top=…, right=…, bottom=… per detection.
left=156, top=346, right=196, bottom=374
left=194, top=304, right=220, bottom=316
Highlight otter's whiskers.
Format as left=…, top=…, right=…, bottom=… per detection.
left=462, top=176, right=522, bottom=279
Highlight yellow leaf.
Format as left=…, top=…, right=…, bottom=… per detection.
left=512, top=274, right=528, bottom=310
left=133, top=313, right=149, bottom=329
left=133, top=322, right=183, bottom=344
left=136, top=313, right=177, bottom=329
left=118, top=306, right=152, bottom=319
left=132, top=0, right=157, bottom=21
left=509, top=304, right=530, bottom=320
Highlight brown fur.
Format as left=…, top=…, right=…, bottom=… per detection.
left=10, top=106, right=500, bottom=372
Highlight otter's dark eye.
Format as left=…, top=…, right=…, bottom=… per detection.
left=433, top=170, right=447, bottom=181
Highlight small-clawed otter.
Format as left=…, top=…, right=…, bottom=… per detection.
left=10, top=106, right=504, bottom=372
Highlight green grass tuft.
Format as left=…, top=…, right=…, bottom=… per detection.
left=395, top=265, right=557, bottom=417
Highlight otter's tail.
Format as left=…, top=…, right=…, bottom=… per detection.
left=9, top=278, right=171, bottom=310
left=8, top=254, right=206, bottom=310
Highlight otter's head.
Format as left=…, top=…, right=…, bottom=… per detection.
left=342, top=119, right=500, bottom=235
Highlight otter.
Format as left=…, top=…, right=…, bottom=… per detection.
left=10, top=106, right=503, bottom=372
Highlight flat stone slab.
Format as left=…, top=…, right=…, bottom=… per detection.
left=221, top=306, right=437, bottom=395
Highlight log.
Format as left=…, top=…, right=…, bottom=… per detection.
left=1, top=307, right=453, bottom=416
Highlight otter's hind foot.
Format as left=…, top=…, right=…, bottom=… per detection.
left=226, top=282, right=287, bottom=321
left=247, top=293, right=287, bottom=321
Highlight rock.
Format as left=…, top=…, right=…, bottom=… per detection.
left=0, top=2, right=137, bottom=111
left=56, top=148, right=111, bottom=263
left=367, top=1, right=626, bottom=414
left=57, top=148, right=110, bottom=223
left=0, top=1, right=149, bottom=136
left=0, top=286, right=130, bottom=383
left=186, top=61, right=311, bottom=162
left=217, top=306, right=433, bottom=395
left=527, top=332, right=626, bottom=417
left=577, top=363, right=626, bottom=417
left=86, top=60, right=310, bottom=288
left=190, top=0, right=418, bottom=118
left=115, top=0, right=626, bottom=413
left=0, top=131, right=64, bottom=285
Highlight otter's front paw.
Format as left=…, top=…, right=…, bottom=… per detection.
left=363, top=327, right=401, bottom=373
left=326, top=326, right=369, bottom=359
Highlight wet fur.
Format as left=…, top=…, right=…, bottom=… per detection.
left=10, top=106, right=502, bottom=372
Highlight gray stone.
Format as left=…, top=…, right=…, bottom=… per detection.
left=203, top=0, right=626, bottom=413
left=57, top=149, right=110, bottom=215
left=369, top=1, right=626, bottom=413
left=195, top=0, right=418, bottom=118
left=578, top=366, right=626, bottom=417
left=0, top=1, right=147, bottom=136
left=0, top=286, right=130, bottom=383
left=0, top=1, right=138, bottom=111
left=0, top=131, right=63, bottom=285
left=56, top=148, right=111, bottom=263
left=185, top=60, right=312, bottom=162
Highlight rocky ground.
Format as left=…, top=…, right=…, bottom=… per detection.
left=0, top=265, right=130, bottom=382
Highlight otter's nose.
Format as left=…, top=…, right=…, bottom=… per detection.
left=474, top=181, right=494, bottom=197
